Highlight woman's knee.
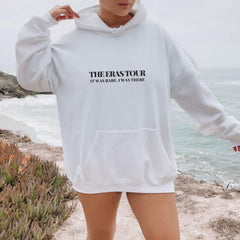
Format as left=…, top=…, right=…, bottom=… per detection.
left=86, top=223, right=116, bottom=240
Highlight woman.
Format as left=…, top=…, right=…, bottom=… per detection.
left=15, top=0, right=240, bottom=239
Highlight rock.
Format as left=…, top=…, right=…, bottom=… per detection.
left=0, top=70, right=53, bottom=101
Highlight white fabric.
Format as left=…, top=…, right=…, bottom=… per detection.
left=15, top=0, right=240, bottom=193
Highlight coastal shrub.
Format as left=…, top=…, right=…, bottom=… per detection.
left=0, top=140, right=77, bottom=240
left=209, top=216, right=240, bottom=239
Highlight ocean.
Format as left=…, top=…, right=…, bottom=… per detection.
left=0, top=68, right=239, bottom=190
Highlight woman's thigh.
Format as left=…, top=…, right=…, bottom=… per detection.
left=126, top=192, right=180, bottom=240
left=76, top=191, right=122, bottom=240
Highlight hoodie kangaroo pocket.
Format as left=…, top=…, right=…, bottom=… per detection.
left=82, top=128, right=176, bottom=186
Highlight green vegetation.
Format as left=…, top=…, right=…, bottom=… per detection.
left=0, top=140, right=77, bottom=239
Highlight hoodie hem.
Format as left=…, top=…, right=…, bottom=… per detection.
left=72, top=181, right=175, bottom=194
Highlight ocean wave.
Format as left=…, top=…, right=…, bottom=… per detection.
left=216, top=81, right=240, bottom=85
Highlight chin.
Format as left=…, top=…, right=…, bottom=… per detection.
left=116, top=10, right=132, bottom=17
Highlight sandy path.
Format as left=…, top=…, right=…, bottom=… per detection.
left=1, top=128, right=240, bottom=240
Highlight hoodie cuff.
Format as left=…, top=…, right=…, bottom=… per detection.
left=218, top=115, right=240, bottom=147
left=42, top=11, right=59, bottom=27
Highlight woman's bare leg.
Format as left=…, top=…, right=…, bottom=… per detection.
left=76, top=191, right=122, bottom=240
left=126, top=192, right=180, bottom=240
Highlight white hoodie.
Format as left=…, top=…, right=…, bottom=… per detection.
left=15, top=0, right=240, bottom=193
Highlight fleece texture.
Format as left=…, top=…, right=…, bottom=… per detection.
left=15, top=0, right=240, bottom=193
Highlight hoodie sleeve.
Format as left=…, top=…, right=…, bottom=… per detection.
left=162, top=26, right=240, bottom=148
left=15, top=11, right=59, bottom=94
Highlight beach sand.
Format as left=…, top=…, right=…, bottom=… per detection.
left=1, top=128, right=240, bottom=240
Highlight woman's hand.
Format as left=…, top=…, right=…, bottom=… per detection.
left=49, top=5, right=80, bottom=22
left=233, top=146, right=240, bottom=152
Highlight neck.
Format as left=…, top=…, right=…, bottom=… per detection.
left=97, top=9, right=134, bottom=28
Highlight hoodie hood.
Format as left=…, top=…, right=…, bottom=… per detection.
left=74, top=0, right=147, bottom=34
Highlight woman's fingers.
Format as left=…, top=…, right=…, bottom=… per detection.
left=49, top=5, right=80, bottom=22
left=59, top=5, right=80, bottom=18
left=233, top=146, right=240, bottom=152
left=55, top=15, right=68, bottom=22
left=57, top=9, right=72, bottom=21
left=57, top=9, right=68, bottom=16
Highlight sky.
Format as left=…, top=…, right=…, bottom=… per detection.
left=0, top=0, right=240, bottom=75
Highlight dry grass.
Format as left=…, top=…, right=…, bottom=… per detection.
left=208, top=217, right=240, bottom=240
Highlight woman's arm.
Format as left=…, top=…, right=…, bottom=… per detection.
left=15, top=5, right=80, bottom=94
left=162, top=26, right=240, bottom=150
left=15, top=11, right=60, bottom=93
